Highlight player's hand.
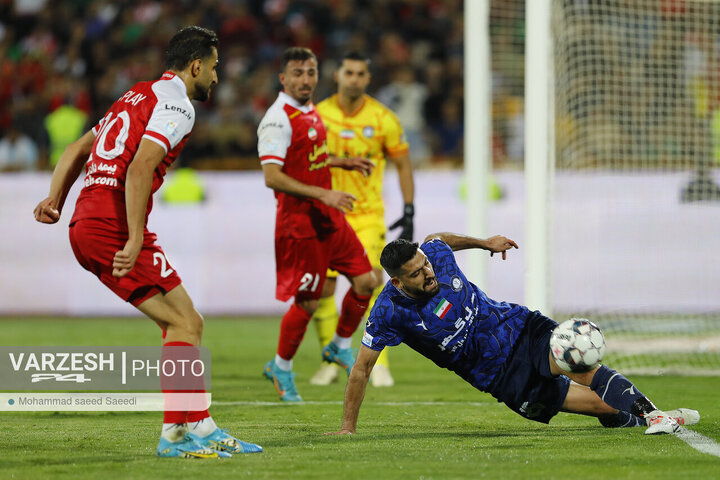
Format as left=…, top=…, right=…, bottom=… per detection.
left=486, top=235, right=519, bottom=260
left=33, top=197, right=60, bottom=224
left=112, top=239, right=143, bottom=278
left=323, top=429, right=354, bottom=436
left=319, top=189, right=356, bottom=212
left=336, top=156, right=375, bottom=177
left=389, top=204, right=414, bottom=241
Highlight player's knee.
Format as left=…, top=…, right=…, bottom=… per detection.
left=353, top=271, right=379, bottom=296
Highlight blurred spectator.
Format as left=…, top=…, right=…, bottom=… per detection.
left=0, top=0, right=477, bottom=168
left=429, top=97, right=463, bottom=160
left=0, top=122, right=39, bottom=172
left=377, top=65, right=430, bottom=165
left=44, top=102, right=87, bottom=168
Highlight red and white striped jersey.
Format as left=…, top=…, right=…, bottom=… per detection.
left=71, top=71, right=194, bottom=227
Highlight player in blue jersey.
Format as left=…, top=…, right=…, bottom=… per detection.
left=326, top=233, right=699, bottom=436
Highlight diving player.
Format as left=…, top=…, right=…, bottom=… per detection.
left=326, top=233, right=699, bottom=435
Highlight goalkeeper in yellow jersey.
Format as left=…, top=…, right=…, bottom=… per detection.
left=311, top=52, right=415, bottom=387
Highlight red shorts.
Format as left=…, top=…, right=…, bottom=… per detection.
left=275, top=218, right=372, bottom=301
left=69, top=218, right=182, bottom=307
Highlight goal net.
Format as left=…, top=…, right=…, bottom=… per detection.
left=492, top=0, right=720, bottom=375
left=549, top=0, right=720, bottom=375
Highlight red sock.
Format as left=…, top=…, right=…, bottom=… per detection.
left=336, top=289, right=371, bottom=337
left=277, top=303, right=312, bottom=360
left=162, top=341, right=208, bottom=424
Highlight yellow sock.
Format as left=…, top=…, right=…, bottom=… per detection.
left=313, top=295, right=338, bottom=351
left=375, top=348, right=390, bottom=368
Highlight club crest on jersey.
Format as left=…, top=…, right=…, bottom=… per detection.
left=340, top=129, right=355, bottom=139
left=433, top=298, right=452, bottom=319
left=308, top=127, right=318, bottom=140
left=363, top=126, right=374, bottom=138
left=451, top=275, right=463, bottom=292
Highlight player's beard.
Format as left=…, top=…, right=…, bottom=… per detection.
left=193, top=82, right=213, bottom=102
left=342, top=86, right=363, bottom=101
left=405, top=277, right=440, bottom=300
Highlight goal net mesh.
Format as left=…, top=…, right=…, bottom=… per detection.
left=550, top=0, right=720, bottom=375
left=493, top=0, right=720, bottom=375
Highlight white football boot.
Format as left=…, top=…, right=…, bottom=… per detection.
left=664, top=408, right=700, bottom=426
left=644, top=410, right=681, bottom=435
left=309, top=363, right=339, bottom=385
left=370, top=364, right=395, bottom=387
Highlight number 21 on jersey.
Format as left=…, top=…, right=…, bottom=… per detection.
left=299, top=272, right=320, bottom=292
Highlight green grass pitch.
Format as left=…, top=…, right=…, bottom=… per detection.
left=1, top=317, right=718, bottom=479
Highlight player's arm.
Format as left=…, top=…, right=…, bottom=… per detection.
left=325, top=345, right=381, bottom=435
left=112, top=139, right=166, bottom=278
left=327, top=155, right=375, bottom=177
left=33, top=130, right=95, bottom=224
left=388, top=153, right=415, bottom=240
left=262, top=163, right=357, bottom=212
left=424, top=232, right=519, bottom=260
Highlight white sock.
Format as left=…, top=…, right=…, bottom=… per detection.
left=188, top=416, right=218, bottom=437
left=161, top=422, right=188, bottom=442
left=275, top=354, right=292, bottom=371
left=332, top=334, right=352, bottom=350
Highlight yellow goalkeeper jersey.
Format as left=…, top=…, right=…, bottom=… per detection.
left=316, top=94, right=409, bottom=219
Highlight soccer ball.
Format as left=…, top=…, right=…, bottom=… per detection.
left=550, top=318, right=606, bottom=373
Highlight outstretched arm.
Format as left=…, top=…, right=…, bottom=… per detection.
left=33, top=130, right=95, bottom=223
left=262, top=163, right=357, bottom=212
left=423, top=232, right=519, bottom=259
left=324, top=345, right=381, bottom=435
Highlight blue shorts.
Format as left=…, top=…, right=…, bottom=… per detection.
left=487, top=312, right=570, bottom=424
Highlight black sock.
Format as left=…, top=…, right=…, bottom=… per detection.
left=590, top=365, right=657, bottom=416
left=598, top=411, right=645, bottom=428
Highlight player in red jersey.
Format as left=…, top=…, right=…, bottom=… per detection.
left=258, top=47, right=380, bottom=402
left=33, top=26, right=261, bottom=459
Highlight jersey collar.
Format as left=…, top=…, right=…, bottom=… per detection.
left=279, top=91, right=314, bottom=113
left=161, top=71, right=189, bottom=97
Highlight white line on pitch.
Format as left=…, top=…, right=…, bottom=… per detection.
left=213, top=400, right=488, bottom=407
left=675, top=428, right=720, bottom=458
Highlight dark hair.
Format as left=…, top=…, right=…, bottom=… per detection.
left=281, top=47, right=317, bottom=71
left=380, top=239, right=419, bottom=277
left=165, top=26, right=218, bottom=71
left=341, top=51, right=371, bottom=66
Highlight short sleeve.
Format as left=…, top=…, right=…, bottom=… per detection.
left=257, top=109, right=291, bottom=166
left=144, top=100, right=195, bottom=153
left=362, top=297, right=404, bottom=351
left=381, top=109, right=409, bottom=158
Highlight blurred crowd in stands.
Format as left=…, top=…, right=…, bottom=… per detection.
left=0, top=0, right=525, bottom=172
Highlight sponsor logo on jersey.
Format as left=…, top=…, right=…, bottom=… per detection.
left=263, top=138, right=280, bottom=153
left=363, top=126, right=374, bottom=138
left=433, top=298, right=452, bottom=319
left=260, top=121, right=283, bottom=130
left=308, top=127, right=318, bottom=140
left=165, top=121, right=178, bottom=138
left=362, top=330, right=374, bottom=347
left=164, top=104, right=192, bottom=120
left=308, top=142, right=330, bottom=171
left=451, top=275, right=463, bottom=292
left=120, top=90, right=147, bottom=106
left=340, top=129, right=355, bottom=139
left=84, top=175, right=119, bottom=188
